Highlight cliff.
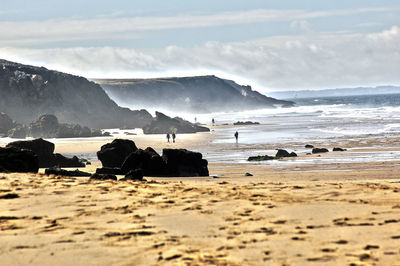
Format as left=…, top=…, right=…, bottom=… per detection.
left=0, top=59, right=152, bottom=129
left=95, top=75, right=294, bottom=113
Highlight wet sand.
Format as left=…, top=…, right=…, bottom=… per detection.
left=1, top=127, right=400, bottom=265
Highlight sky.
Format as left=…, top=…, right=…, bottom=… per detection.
left=0, top=0, right=400, bottom=92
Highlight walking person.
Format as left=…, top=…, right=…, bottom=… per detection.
left=212, top=118, right=215, bottom=126
left=234, top=131, right=239, bottom=143
left=172, top=132, right=176, bottom=143
left=166, top=133, right=170, bottom=143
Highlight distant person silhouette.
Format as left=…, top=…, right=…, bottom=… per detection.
left=212, top=118, right=215, bottom=125
left=166, top=133, right=170, bottom=143
left=234, top=131, right=239, bottom=143
left=172, top=132, right=176, bottom=143
left=194, top=117, right=197, bottom=123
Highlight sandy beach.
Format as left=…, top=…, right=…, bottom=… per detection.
left=1, top=126, right=400, bottom=265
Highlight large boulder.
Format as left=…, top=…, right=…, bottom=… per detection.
left=275, top=149, right=297, bottom=158
left=162, top=148, right=209, bottom=177
left=312, top=148, right=329, bottom=154
left=29, top=114, right=59, bottom=138
left=6, top=138, right=84, bottom=168
left=143, top=112, right=210, bottom=134
left=0, top=113, right=15, bottom=135
left=7, top=138, right=54, bottom=166
left=0, top=146, right=39, bottom=173
left=121, top=147, right=167, bottom=176
left=97, top=139, right=138, bottom=168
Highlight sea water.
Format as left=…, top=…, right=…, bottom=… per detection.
left=186, top=93, right=400, bottom=166
left=187, top=93, right=400, bottom=145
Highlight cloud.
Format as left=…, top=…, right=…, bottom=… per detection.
left=1, top=26, right=399, bottom=91
left=0, top=7, right=396, bottom=46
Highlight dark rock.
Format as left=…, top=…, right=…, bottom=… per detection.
left=7, top=138, right=84, bottom=168
left=53, top=154, right=85, bottom=168
left=162, top=149, right=209, bottom=177
left=96, top=167, right=124, bottom=175
left=97, top=139, right=138, bottom=168
left=0, top=193, right=19, bottom=199
left=333, top=147, right=347, bottom=152
left=29, top=114, right=59, bottom=138
left=305, top=144, right=314, bottom=149
left=248, top=155, right=276, bottom=161
left=0, top=146, right=39, bottom=173
left=275, top=149, right=297, bottom=158
left=8, top=125, right=27, bottom=139
left=28, top=114, right=104, bottom=138
left=245, top=172, right=253, bottom=176
left=0, top=113, right=15, bottom=135
left=143, top=112, right=210, bottom=134
left=90, top=173, right=117, bottom=181
left=312, top=148, right=329, bottom=154
left=44, top=167, right=91, bottom=177
left=233, top=121, right=260, bottom=125
left=121, top=169, right=144, bottom=181
left=7, top=138, right=54, bottom=167
left=121, top=148, right=167, bottom=176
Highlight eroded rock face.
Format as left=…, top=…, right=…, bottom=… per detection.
left=96, top=75, right=295, bottom=113
left=143, top=112, right=210, bottom=134
left=0, top=112, right=15, bottom=135
left=0, top=146, right=39, bottom=173
left=97, top=139, right=138, bottom=168
left=29, top=114, right=59, bottom=138
left=0, top=59, right=153, bottom=129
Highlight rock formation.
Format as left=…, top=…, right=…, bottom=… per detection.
left=0, top=146, right=39, bottom=173
left=0, top=59, right=152, bottom=129
left=95, top=75, right=294, bottom=113
left=6, top=138, right=84, bottom=168
left=143, top=112, right=209, bottom=134
left=96, top=139, right=209, bottom=177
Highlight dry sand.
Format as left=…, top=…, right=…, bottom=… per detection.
left=1, top=129, right=400, bottom=265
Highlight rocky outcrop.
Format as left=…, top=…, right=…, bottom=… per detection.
left=233, top=121, right=260, bottom=125
left=44, top=167, right=91, bottom=177
left=97, top=139, right=138, bottom=168
left=143, top=112, right=209, bottom=134
left=0, top=59, right=153, bottom=129
left=248, top=149, right=297, bottom=161
left=29, top=114, right=107, bottom=138
left=0, top=146, right=39, bottom=173
left=6, top=138, right=84, bottom=168
left=121, top=148, right=168, bottom=176
left=312, top=148, right=329, bottom=154
left=0, top=112, right=15, bottom=135
left=333, top=147, right=347, bottom=151
left=7, top=125, right=27, bottom=139
left=96, top=75, right=294, bottom=113
left=275, top=149, right=297, bottom=158
left=162, top=149, right=209, bottom=177
left=96, top=139, right=209, bottom=177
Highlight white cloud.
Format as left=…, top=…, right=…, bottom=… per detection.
left=0, top=7, right=396, bottom=46
left=1, top=26, right=400, bottom=91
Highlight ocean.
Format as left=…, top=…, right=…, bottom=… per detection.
left=184, top=93, right=400, bottom=166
